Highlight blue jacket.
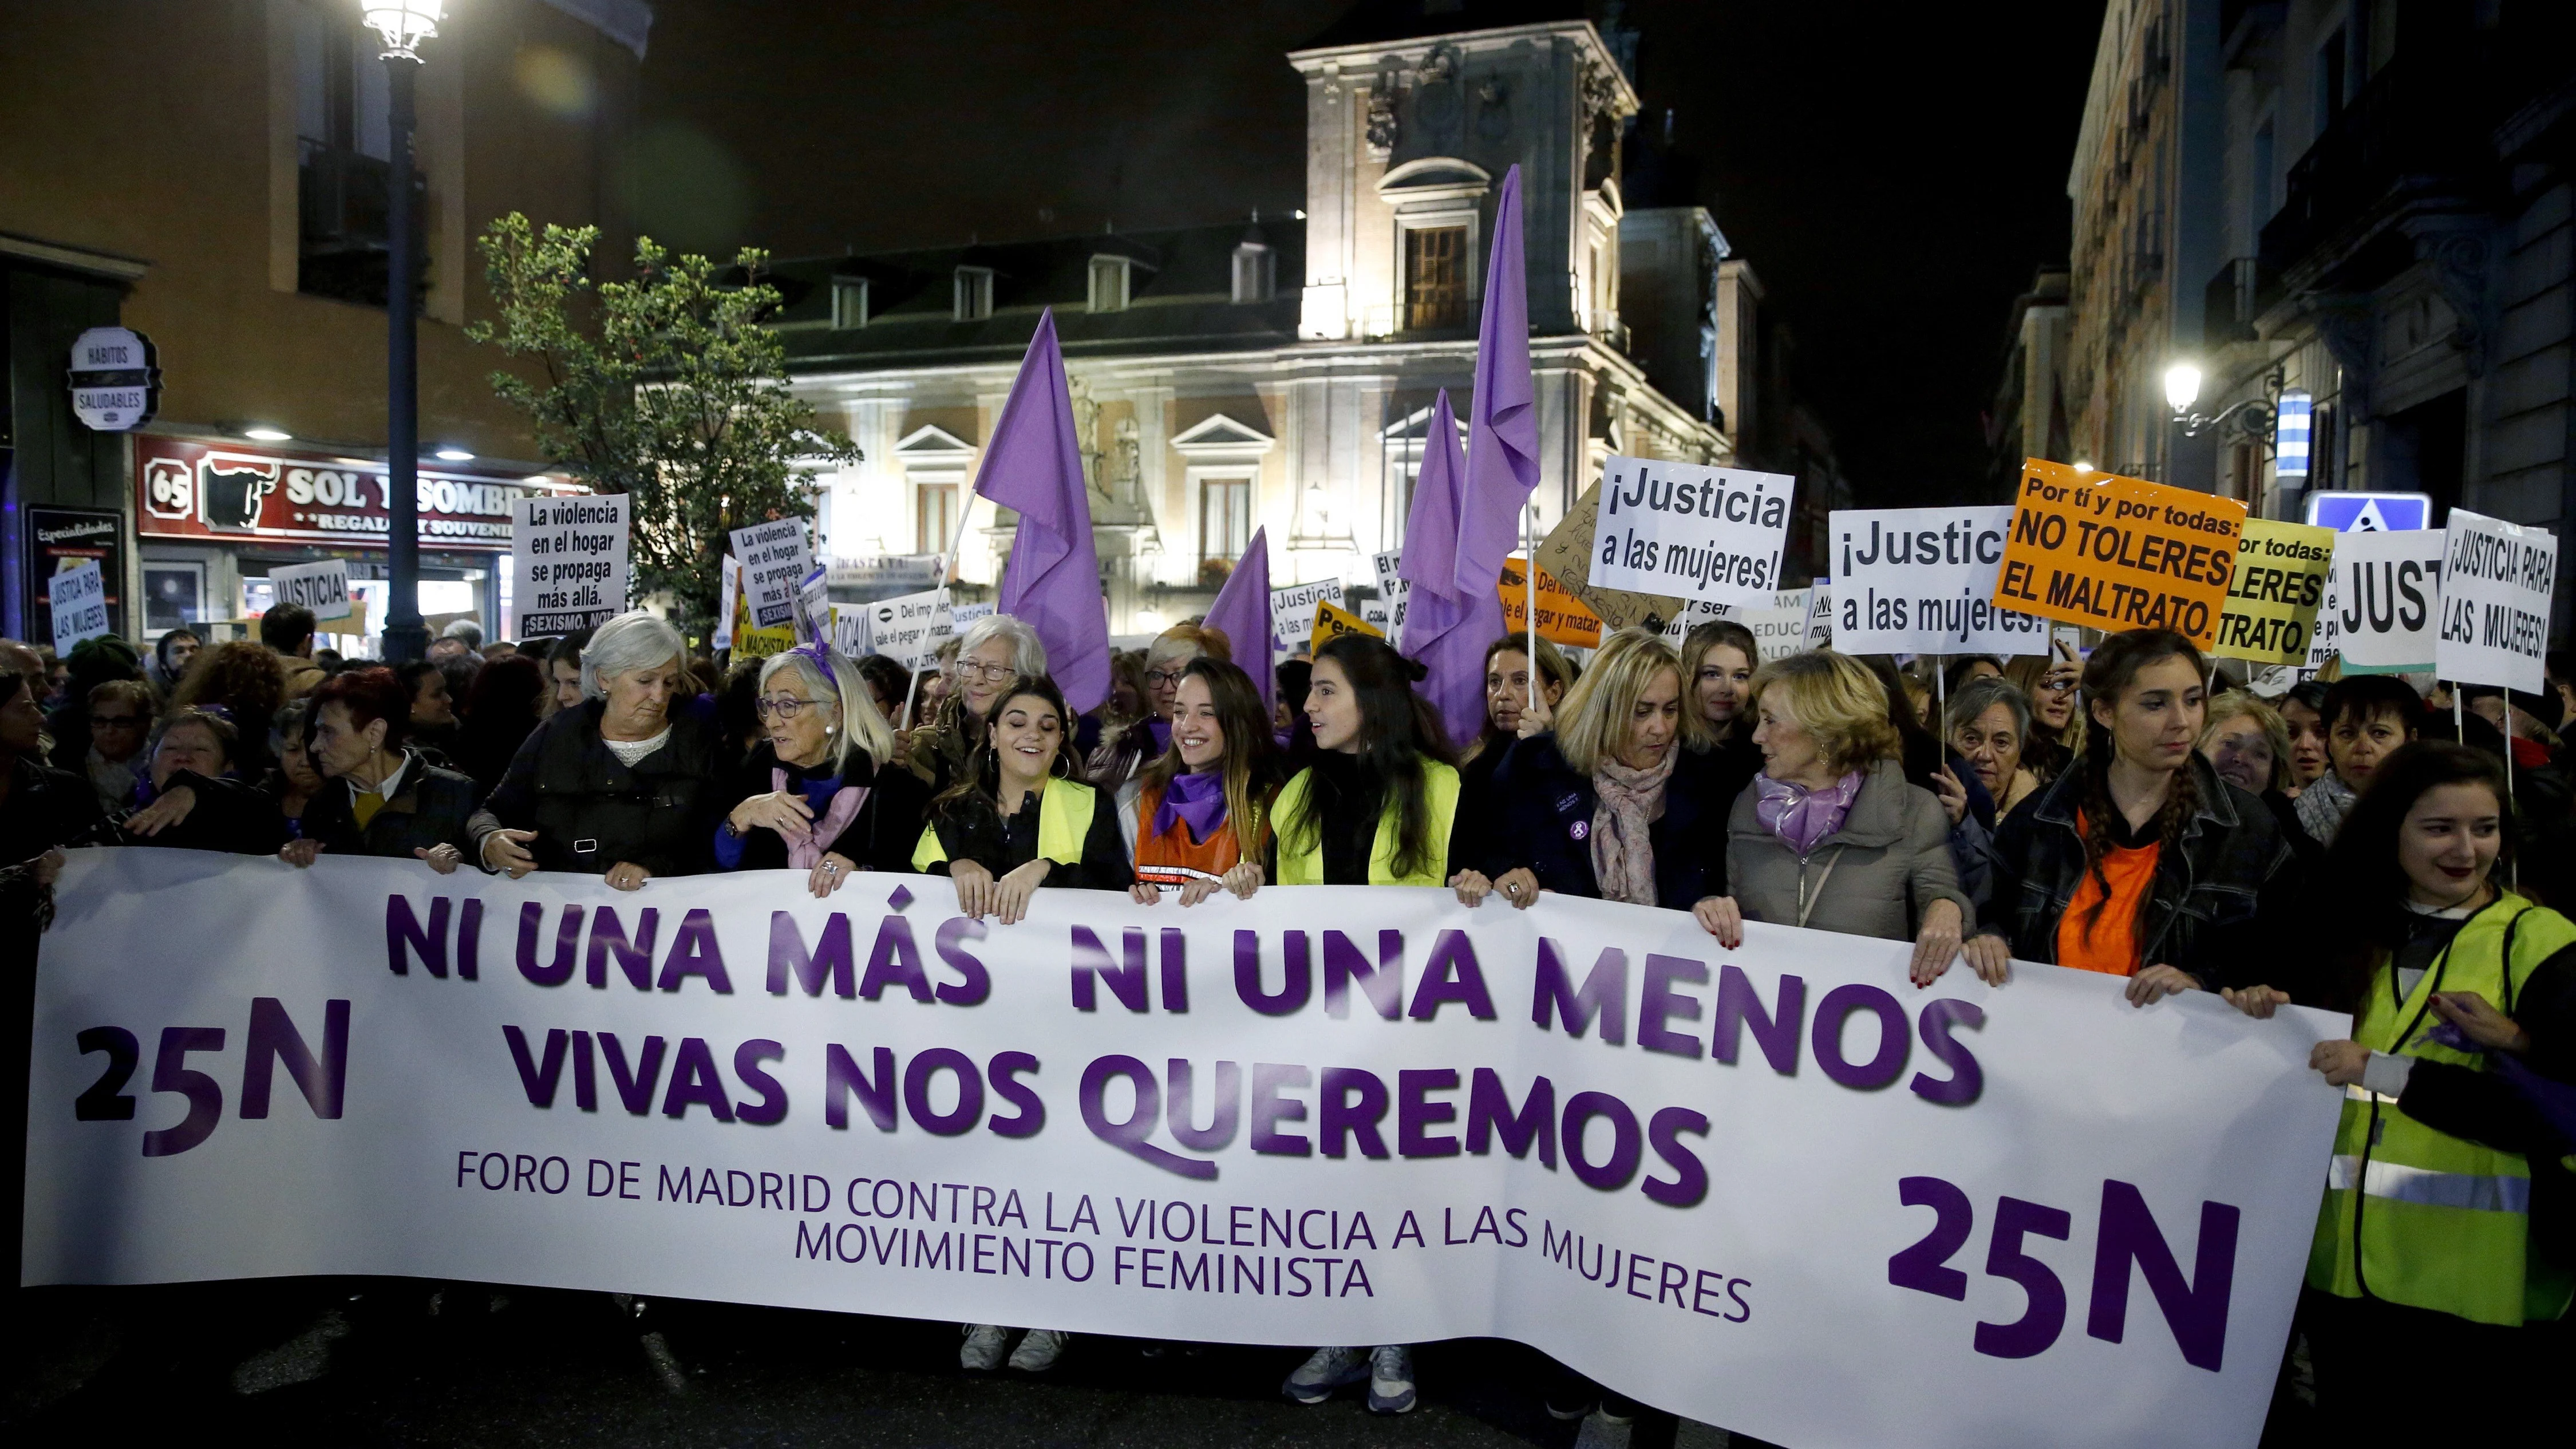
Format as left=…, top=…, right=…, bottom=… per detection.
left=1480, top=734, right=1736, bottom=909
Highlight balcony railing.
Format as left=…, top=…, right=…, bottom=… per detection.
left=2259, top=55, right=2486, bottom=280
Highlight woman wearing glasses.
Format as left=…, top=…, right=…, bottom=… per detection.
left=1085, top=623, right=1229, bottom=788
left=2001, top=637, right=2084, bottom=784
left=713, top=643, right=922, bottom=895
left=903, top=614, right=1047, bottom=797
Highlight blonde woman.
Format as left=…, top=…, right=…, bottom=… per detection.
left=2002, top=638, right=2084, bottom=783
left=1697, top=650, right=1974, bottom=986
left=713, top=643, right=927, bottom=894
left=1460, top=629, right=1726, bottom=910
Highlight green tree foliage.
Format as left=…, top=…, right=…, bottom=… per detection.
left=467, top=214, right=858, bottom=640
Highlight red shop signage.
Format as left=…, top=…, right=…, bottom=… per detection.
left=136, top=436, right=586, bottom=553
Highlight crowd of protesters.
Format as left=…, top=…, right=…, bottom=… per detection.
left=6, top=597, right=2574, bottom=1446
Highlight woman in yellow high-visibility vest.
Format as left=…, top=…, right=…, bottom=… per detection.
left=2257, top=740, right=2576, bottom=1435
left=1272, top=633, right=1466, bottom=1416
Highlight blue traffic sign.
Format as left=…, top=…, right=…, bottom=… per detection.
left=2304, top=491, right=2433, bottom=532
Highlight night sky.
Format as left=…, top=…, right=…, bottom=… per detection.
left=631, top=0, right=2105, bottom=504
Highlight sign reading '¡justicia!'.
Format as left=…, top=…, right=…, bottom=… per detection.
left=1587, top=456, right=1797, bottom=608
left=1994, top=460, right=2246, bottom=650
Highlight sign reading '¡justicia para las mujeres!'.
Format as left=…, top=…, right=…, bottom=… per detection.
left=30, top=851, right=2346, bottom=1449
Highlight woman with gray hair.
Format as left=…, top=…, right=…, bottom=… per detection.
left=903, top=612, right=1046, bottom=797
left=1943, top=674, right=2039, bottom=818
left=469, top=610, right=722, bottom=889
left=712, top=642, right=928, bottom=894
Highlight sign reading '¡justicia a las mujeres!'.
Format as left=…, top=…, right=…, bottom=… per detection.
left=1586, top=457, right=1797, bottom=607
left=32, top=851, right=2348, bottom=1449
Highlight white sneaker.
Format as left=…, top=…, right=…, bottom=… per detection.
left=1573, top=1408, right=1635, bottom=1449
left=959, top=1322, right=1011, bottom=1371
left=1282, top=1345, right=1369, bottom=1403
left=1008, top=1328, right=1070, bottom=1372
left=1367, top=1343, right=1416, bottom=1414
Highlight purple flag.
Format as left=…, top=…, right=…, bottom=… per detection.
left=1396, top=389, right=1492, bottom=751
left=979, top=309, right=1110, bottom=713
left=1201, top=525, right=1274, bottom=714
left=1457, top=164, right=1540, bottom=595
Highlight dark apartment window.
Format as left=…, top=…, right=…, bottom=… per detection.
left=2315, top=26, right=2348, bottom=132
left=294, top=1, right=417, bottom=307
left=1405, top=226, right=1468, bottom=329
left=831, top=277, right=869, bottom=330
left=954, top=267, right=994, bottom=322
left=1231, top=243, right=1274, bottom=303
left=1088, top=256, right=1131, bottom=314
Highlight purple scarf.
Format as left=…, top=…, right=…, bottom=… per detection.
left=1753, top=769, right=1866, bottom=856
left=1147, top=717, right=1171, bottom=756
left=774, top=767, right=868, bottom=870
left=1152, top=771, right=1228, bottom=844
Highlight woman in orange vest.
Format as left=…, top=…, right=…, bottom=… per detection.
left=1117, top=656, right=1281, bottom=905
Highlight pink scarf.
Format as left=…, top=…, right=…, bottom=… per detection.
left=1590, top=749, right=1677, bottom=906
left=775, top=767, right=869, bottom=870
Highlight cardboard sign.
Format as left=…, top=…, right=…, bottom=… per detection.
left=46, top=560, right=109, bottom=654
left=1831, top=506, right=2048, bottom=657
left=2214, top=520, right=2336, bottom=665
left=730, top=519, right=813, bottom=630
left=1498, top=556, right=1603, bottom=648
left=1270, top=579, right=1344, bottom=651
left=2436, top=508, right=2557, bottom=693
left=512, top=493, right=630, bottom=636
left=1587, top=456, right=1796, bottom=607
left=2328, top=527, right=2443, bottom=674
left=1312, top=598, right=1383, bottom=646
left=1536, top=480, right=1685, bottom=631
left=268, top=559, right=353, bottom=621
left=1993, top=460, right=2244, bottom=649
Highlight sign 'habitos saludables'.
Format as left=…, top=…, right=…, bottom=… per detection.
left=135, top=436, right=586, bottom=554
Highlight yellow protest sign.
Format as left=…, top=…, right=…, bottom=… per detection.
left=1498, top=556, right=1604, bottom=647
left=2215, top=519, right=2337, bottom=664
left=732, top=583, right=793, bottom=659
left=1993, top=459, right=2243, bottom=649
left=1313, top=598, right=1382, bottom=645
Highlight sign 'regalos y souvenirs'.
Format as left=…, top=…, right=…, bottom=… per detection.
left=1993, top=461, right=2244, bottom=650
left=67, top=326, right=161, bottom=432
left=136, top=437, right=584, bottom=553
left=1587, top=457, right=1796, bottom=608
left=513, top=494, right=631, bottom=636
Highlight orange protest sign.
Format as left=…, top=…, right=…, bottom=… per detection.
left=1498, top=556, right=1604, bottom=647
left=1993, top=459, right=2245, bottom=649
left=1313, top=598, right=1383, bottom=645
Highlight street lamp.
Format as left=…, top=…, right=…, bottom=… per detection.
left=361, top=1, right=444, bottom=663
left=2165, top=360, right=2277, bottom=443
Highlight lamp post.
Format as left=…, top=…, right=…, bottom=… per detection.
left=363, top=1, right=443, bottom=664
left=2163, top=360, right=2283, bottom=501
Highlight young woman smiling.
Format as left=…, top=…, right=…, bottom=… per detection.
left=714, top=644, right=923, bottom=896
left=2255, top=742, right=2576, bottom=1436
left=914, top=675, right=1132, bottom=925
left=1117, top=656, right=1279, bottom=905
left=1961, top=629, right=2297, bottom=999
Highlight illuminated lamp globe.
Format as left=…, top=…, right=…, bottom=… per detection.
left=361, top=0, right=444, bottom=60
left=2163, top=363, right=2203, bottom=413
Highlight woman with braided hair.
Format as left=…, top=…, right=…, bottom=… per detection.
left=1959, top=629, right=2299, bottom=998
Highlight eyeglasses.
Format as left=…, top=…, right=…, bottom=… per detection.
left=2038, top=677, right=2079, bottom=694
left=90, top=714, right=147, bottom=728
left=958, top=661, right=1017, bottom=684
left=754, top=696, right=820, bottom=720
left=1144, top=669, right=1187, bottom=688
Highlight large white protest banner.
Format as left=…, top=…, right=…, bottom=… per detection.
left=1270, top=579, right=1344, bottom=652
left=860, top=587, right=954, bottom=672
left=828, top=553, right=947, bottom=602
left=31, top=851, right=2342, bottom=1449
left=512, top=494, right=630, bottom=635
left=2435, top=508, right=2556, bottom=693
left=731, top=519, right=814, bottom=630
left=2328, top=527, right=2443, bottom=673
left=46, top=560, right=109, bottom=655
left=268, top=558, right=353, bottom=621
left=1831, top=507, right=2049, bottom=657
left=1588, top=456, right=1795, bottom=607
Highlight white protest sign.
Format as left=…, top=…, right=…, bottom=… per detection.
left=731, top=519, right=815, bottom=630
left=830, top=606, right=868, bottom=660
left=792, top=565, right=832, bottom=645
left=32, top=850, right=2345, bottom=1449
left=2435, top=509, right=2556, bottom=693
left=828, top=553, right=947, bottom=600
left=2327, top=527, right=2443, bottom=673
left=270, top=558, right=353, bottom=621
left=1270, top=579, right=1344, bottom=651
left=1831, top=507, right=2049, bottom=657
left=1658, top=587, right=1832, bottom=661
left=718, top=555, right=741, bottom=645
left=46, top=560, right=109, bottom=654
left=1371, top=550, right=1411, bottom=635
left=1588, top=456, right=1795, bottom=607
left=2304, top=574, right=2338, bottom=669
left=862, top=587, right=954, bottom=672
left=512, top=494, right=630, bottom=635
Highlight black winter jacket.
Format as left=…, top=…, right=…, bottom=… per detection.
left=713, top=742, right=931, bottom=875
left=468, top=699, right=723, bottom=878
left=1480, top=734, right=1733, bottom=909
left=299, top=749, right=480, bottom=860
left=1978, top=752, right=2298, bottom=988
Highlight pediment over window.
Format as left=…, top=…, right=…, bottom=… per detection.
left=1377, top=157, right=1492, bottom=206
left=892, top=424, right=975, bottom=461
left=1172, top=413, right=1276, bottom=460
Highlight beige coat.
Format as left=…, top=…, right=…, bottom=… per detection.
left=1725, top=760, right=1974, bottom=941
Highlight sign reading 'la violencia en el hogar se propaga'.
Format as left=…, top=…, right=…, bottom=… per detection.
left=1994, top=460, right=2246, bottom=650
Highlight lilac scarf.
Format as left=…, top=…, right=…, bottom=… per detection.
left=1152, top=770, right=1228, bottom=844
left=775, top=767, right=868, bottom=870
left=1753, top=769, right=1866, bottom=856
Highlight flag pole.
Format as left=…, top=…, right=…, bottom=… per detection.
left=898, top=498, right=980, bottom=732
left=1524, top=502, right=1538, bottom=714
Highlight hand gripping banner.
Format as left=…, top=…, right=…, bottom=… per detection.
left=26, top=851, right=2345, bottom=1449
